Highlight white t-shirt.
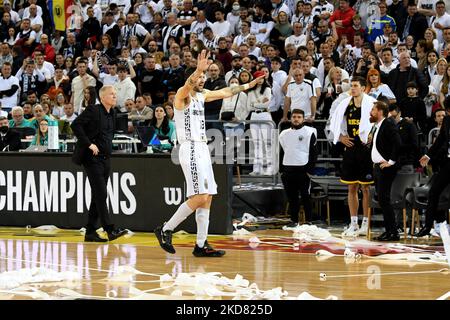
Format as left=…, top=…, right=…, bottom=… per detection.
left=0, top=75, right=20, bottom=110
left=286, top=79, right=315, bottom=117
left=417, top=0, right=437, bottom=25
left=22, top=5, right=43, bottom=19
left=431, top=12, right=450, bottom=42
left=99, top=73, right=119, bottom=85
left=285, top=34, right=307, bottom=49
left=137, top=1, right=158, bottom=24
left=212, top=21, right=231, bottom=37
left=279, top=126, right=317, bottom=166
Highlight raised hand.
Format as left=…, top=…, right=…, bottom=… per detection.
left=196, top=49, right=210, bottom=73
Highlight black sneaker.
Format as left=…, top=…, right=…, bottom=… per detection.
left=154, top=224, right=176, bottom=254
left=192, top=241, right=225, bottom=257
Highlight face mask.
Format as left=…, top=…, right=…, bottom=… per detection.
left=229, top=83, right=239, bottom=88
left=0, top=126, right=8, bottom=134
left=232, top=5, right=240, bottom=11
left=272, top=3, right=278, bottom=8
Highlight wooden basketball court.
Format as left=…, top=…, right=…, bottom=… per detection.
left=0, top=226, right=448, bottom=300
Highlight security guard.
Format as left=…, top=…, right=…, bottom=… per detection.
left=280, top=109, right=318, bottom=227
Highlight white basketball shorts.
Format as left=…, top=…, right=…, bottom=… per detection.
left=179, top=141, right=217, bottom=197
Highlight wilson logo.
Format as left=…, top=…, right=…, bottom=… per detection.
left=163, top=187, right=182, bottom=205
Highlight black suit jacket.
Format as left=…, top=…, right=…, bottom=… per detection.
left=427, top=116, right=450, bottom=165
left=0, top=130, right=21, bottom=151
left=71, top=104, right=116, bottom=165
left=373, top=117, right=402, bottom=165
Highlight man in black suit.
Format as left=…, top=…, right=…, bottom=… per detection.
left=0, top=116, right=21, bottom=151
left=369, top=101, right=402, bottom=241
left=416, top=96, right=450, bottom=237
left=400, top=2, right=428, bottom=43
left=71, top=85, right=128, bottom=242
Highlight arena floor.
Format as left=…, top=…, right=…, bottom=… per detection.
left=0, top=226, right=448, bottom=300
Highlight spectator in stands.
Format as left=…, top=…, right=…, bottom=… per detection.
left=270, top=11, right=292, bottom=57
left=204, top=62, right=227, bottom=126
left=16, top=58, right=46, bottom=101
left=400, top=2, right=428, bottom=44
left=34, top=50, right=54, bottom=81
left=81, top=86, right=98, bottom=112
left=329, top=77, right=376, bottom=237
left=0, top=116, right=21, bottom=151
left=71, top=60, right=96, bottom=114
left=9, top=106, right=31, bottom=128
left=22, top=101, right=33, bottom=120
left=330, top=0, right=355, bottom=40
left=0, top=62, right=20, bottom=113
left=34, top=34, right=55, bottom=64
left=416, top=39, right=433, bottom=72
left=47, top=66, right=70, bottom=101
left=431, top=1, right=450, bottom=43
left=60, top=103, right=77, bottom=124
left=0, top=12, right=15, bottom=44
left=251, top=3, right=274, bottom=45
left=399, top=81, right=427, bottom=132
left=149, top=105, right=176, bottom=151
left=115, top=65, right=136, bottom=111
left=0, top=43, right=13, bottom=70
left=440, top=64, right=450, bottom=107
left=52, top=93, right=65, bottom=119
left=220, top=76, right=248, bottom=152
left=424, top=28, right=440, bottom=52
left=29, top=104, right=50, bottom=130
left=164, top=103, right=174, bottom=121
left=366, top=1, right=396, bottom=43
left=380, top=47, right=398, bottom=80
left=423, top=50, right=439, bottom=85
left=138, top=55, right=164, bottom=104
left=162, top=54, right=185, bottom=94
left=129, top=95, right=153, bottom=123
left=388, top=52, right=428, bottom=103
left=365, top=69, right=396, bottom=104
left=60, top=32, right=82, bottom=60
left=248, top=70, right=273, bottom=175
left=215, top=37, right=233, bottom=73
left=322, top=67, right=348, bottom=120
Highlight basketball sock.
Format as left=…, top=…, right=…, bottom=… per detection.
left=362, top=217, right=369, bottom=225
left=351, top=216, right=358, bottom=226
left=195, top=208, right=210, bottom=248
left=163, top=202, right=194, bottom=232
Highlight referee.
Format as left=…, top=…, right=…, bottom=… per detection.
left=280, top=109, right=318, bottom=227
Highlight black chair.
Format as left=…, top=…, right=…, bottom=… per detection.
left=310, top=176, right=349, bottom=225
left=368, top=172, right=420, bottom=239
left=405, top=175, right=450, bottom=235
left=11, top=127, right=36, bottom=150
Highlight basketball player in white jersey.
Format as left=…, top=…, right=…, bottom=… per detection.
left=155, top=50, right=263, bottom=257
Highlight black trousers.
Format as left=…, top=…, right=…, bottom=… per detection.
left=83, top=156, right=114, bottom=234
left=281, top=166, right=312, bottom=223
left=373, top=163, right=398, bottom=233
left=425, top=158, right=450, bottom=228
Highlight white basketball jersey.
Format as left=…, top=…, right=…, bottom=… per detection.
left=174, top=92, right=207, bottom=143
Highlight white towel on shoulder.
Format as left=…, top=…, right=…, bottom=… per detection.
left=329, top=93, right=376, bottom=145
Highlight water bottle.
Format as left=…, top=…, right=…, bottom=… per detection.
left=48, top=120, right=59, bottom=152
